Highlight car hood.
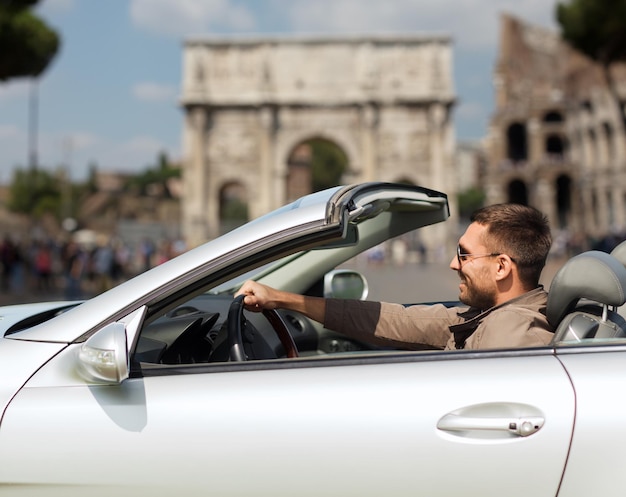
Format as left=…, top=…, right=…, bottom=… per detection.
left=0, top=302, right=79, bottom=337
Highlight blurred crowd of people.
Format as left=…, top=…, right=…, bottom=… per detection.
left=0, top=234, right=187, bottom=302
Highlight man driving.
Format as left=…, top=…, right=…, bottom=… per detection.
left=235, top=203, right=554, bottom=350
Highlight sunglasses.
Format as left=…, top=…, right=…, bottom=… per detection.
left=456, top=245, right=505, bottom=265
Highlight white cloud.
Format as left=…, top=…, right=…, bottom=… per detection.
left=0, top=127, right=177, bottom=183
left=456, top=101, right=487, bottom=121
left=282, top=0, right=558, bottom=51
left=61, top=132, right=100, bottom=152
left=125, top=135, right=167, bottom=155
left=76, top=135, right=175, bottom=173
left=0, top=125, right=21, bottom=139
left=65, top=134, right=175, bottom=175
left=94, top=135, right=177, bottom=174
left=127, top=0, right=559, bottom=54
left=133, top=82, right=177, bottom=102
left=7, top=130, right=101, bottom=174
left=130, top=0, right=255, bottom=37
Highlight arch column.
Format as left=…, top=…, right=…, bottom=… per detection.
left=527, top=116, right=542, bottom=163
left=183, top=106, right=211, bottom=247
left=579, top=184, right=595, bottom=237
left=568, top=177, right=583, bottom=234
left=612, top=184, right=626, bottom=232
left=257, top=106, right=278, bottom=217
left=359, top=104, right=378, bottom=182
left=595, top=184, right=609, bottom=235
left=204, top=117, right=222, bottom=241
left=534, top=176, right=556, bottom=229
left=428, top=103, right=450, bottom=195
left=428, top=102, right=457, bottom=251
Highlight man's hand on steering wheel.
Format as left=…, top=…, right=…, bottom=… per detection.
left=236, top=280, right=280, bottom=312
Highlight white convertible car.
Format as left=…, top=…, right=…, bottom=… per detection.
left=0, top=182, right=625, bottom=496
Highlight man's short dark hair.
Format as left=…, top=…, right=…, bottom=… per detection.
left=471, top=203, right=552, bottom=288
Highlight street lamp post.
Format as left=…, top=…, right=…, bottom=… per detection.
left=28, top=79, right=39, bottom=170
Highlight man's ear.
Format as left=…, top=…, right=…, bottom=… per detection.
left=494, top=255, right=514, bottom=281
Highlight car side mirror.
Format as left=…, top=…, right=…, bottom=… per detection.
left=77, top=322, right=129, bottom=384
left=323, top=269, right=369, bottom=300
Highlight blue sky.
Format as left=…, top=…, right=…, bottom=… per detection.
left=0, top=0, right=558, bottom=182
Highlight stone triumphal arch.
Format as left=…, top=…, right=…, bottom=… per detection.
left=180, top=35, right=456, bottom=248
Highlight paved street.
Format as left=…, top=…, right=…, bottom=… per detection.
left=342, top=255, right=565, bottom=304
left=343, top=259, right=460, bottom=303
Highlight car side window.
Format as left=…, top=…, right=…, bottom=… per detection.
left=132, top=285, right=385, bottom=367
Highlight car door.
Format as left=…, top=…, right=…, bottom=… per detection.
left=0, top=347, right=574, bottom=496
left=555, top=347, right=626, bottom=497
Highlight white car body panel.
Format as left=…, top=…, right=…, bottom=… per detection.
left=555, top=348, right=626, bottom=496
left=0, top=350, right=573, bottom=496
left=0, top=338, right=66, bottom=420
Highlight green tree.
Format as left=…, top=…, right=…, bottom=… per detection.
left=7, top=167, right=62, bottom=219
left=0, top=0, right=61, bottom=81
left=220, top=197, right=248, bottom=232
left=125, top=152, right=181, bottom=196
left=556, top=0, right=626, bottom=101
left=309, top=139, right=347, bottom=192
left=457, top=187, right=486, bottom=219
left=85, top=161, right=99, bottom=194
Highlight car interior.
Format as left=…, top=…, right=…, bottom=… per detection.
left=548, top=248, right=626, bottom=344
left=133, top=242, right=626, bottom=368
left=132, top=255, right=397, bottom=366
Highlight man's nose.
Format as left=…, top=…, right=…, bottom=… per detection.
left=449, top=255, right=459, bottom=271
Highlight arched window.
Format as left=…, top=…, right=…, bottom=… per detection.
left=394, top=177, right=415, bottom=185
left=545, top=134, right=564, bottom=155
left=543, top=110, right=564, bottom=123
left=581, top=100, right=593, bottom=113
left=506, top=123, right=528, bottom=162
left=602, top=122, right=615, bottom=162
left=507, top=179, right=528, bottom=205
left=219, top=182, right=249, bottom=234
left=556, top=175, right=571, bottom=229
left=588, top=129, right=598, bottom=168
left=286, top=138, right=348, bottom=202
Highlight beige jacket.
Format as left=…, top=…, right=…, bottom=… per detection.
left=324, top=287, right=554, bottom=350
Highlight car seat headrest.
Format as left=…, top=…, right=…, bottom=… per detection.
left=547, top=251, right=626, bottom=328
left=610, top=240, right=626, bottom=267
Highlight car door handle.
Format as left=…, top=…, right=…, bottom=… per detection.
left=437, top=413, right=544, bottom=437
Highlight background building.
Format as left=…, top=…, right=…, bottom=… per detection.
left=180, top=34, right=457, bottom=250
left=485, top=14, right=626, bottom=251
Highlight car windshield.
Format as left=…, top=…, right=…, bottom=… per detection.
left=208, top=252, right=304, bottom=295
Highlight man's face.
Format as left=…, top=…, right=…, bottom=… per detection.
left=449, top=222, right=498, bottom=309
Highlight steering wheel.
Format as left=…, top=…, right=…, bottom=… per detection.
left=227, top=295, right=299, bottom=361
